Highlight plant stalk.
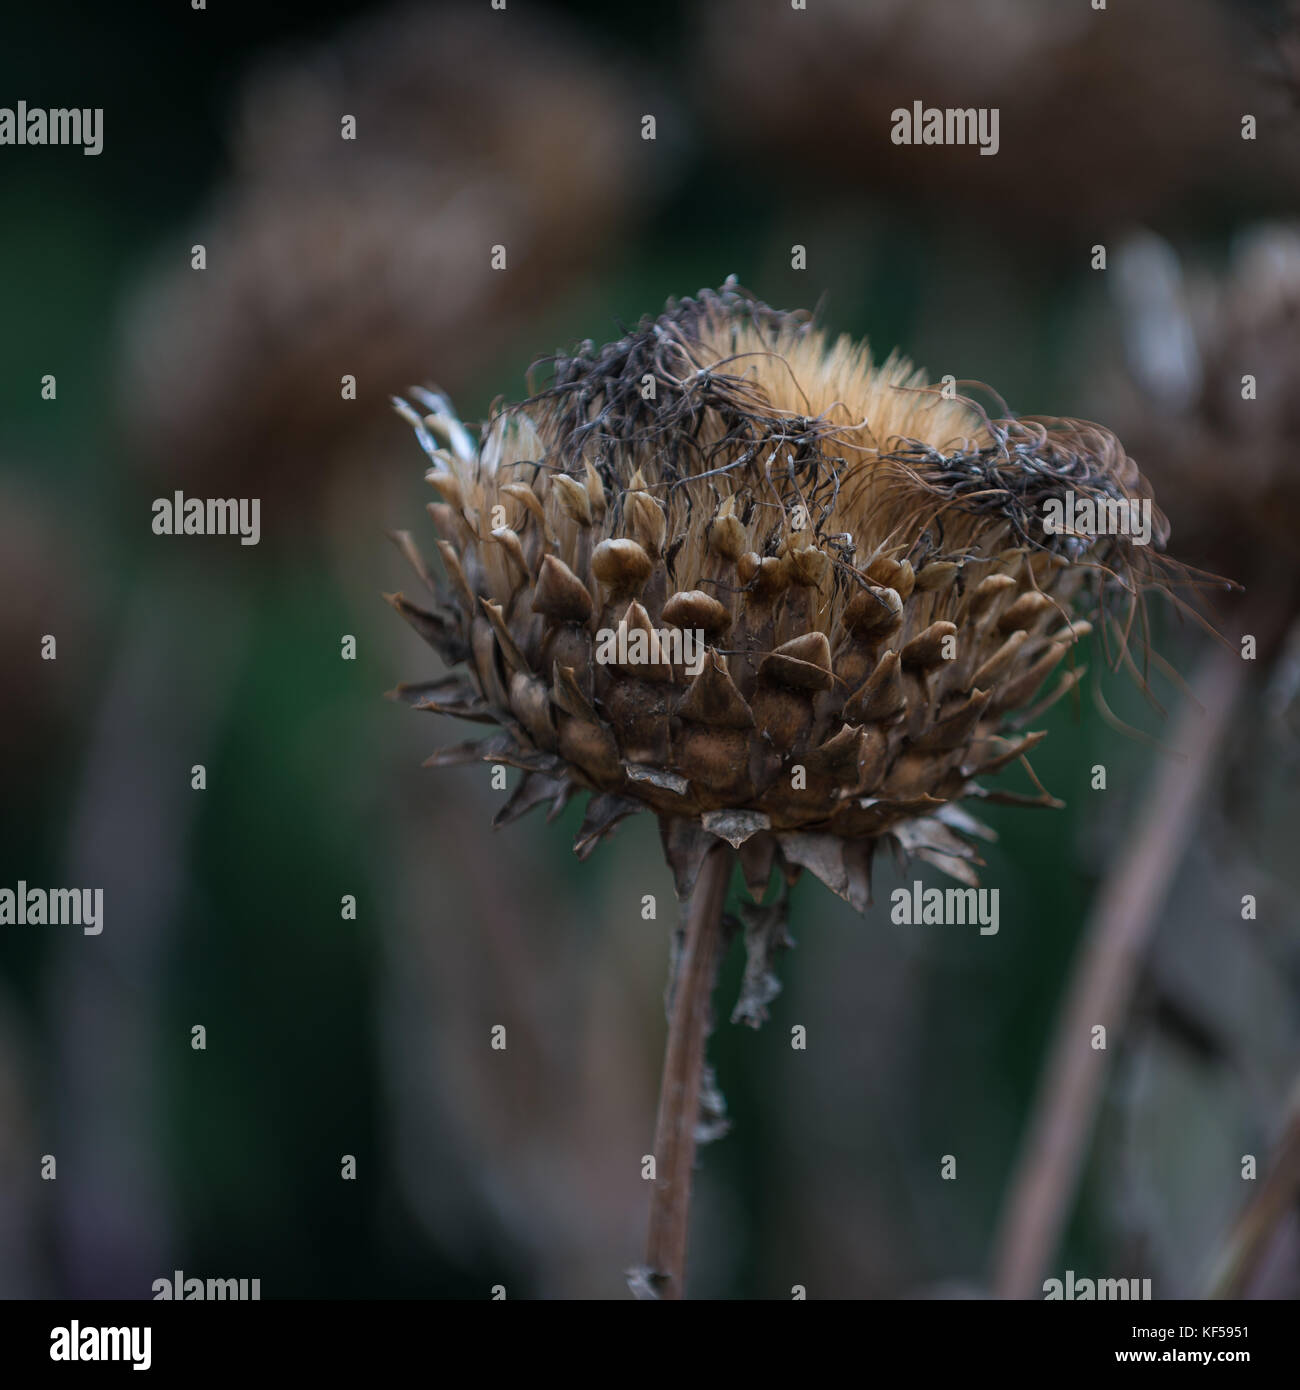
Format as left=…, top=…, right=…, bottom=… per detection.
left=990, top=640, right=1247, bottom=1298
left=642, top=843, right=733, bottom=1300
left=1206, top=1073, right=1300, bottom=1298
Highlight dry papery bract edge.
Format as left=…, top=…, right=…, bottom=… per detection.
left=386, top=281, right=1215, bottom=951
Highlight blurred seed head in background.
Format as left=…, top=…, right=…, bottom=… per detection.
left=118, top=3, right=648, bottom=521
left=698, top=0, right=1294, bottom=242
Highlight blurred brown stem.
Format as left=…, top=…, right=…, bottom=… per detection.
left=991, top=638, right=1248, bottom=1299
left=643, top=843, right=732, bottom=1300
left=1206, top=1073, right=1300, bottom=1299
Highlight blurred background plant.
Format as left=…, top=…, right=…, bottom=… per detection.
left=1, top=0, right=1297, bottom=1299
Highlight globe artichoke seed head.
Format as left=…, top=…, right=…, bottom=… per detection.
left=389, top=282, right=1169, bottom=909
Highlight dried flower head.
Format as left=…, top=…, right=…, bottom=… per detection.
left=389, top=282, right=1172, bottom=911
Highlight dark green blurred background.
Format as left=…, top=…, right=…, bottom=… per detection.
left=2, top=0, right=1298, bottom=1299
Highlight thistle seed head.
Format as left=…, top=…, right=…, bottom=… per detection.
left=389, top=281, right=1174, bottom=908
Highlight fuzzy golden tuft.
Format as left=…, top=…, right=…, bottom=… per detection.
left=388, top=281, right=1174, bottom=912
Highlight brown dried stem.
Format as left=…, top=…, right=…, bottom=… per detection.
left=1206, top=1073, right=1300, bottom=1299
left=642, top=843, right=733, bottom=1300
left=991, top=636, right=1248, bottom=1299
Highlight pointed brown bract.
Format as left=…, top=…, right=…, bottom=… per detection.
left=391, top=282, right=1177, bottom=909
